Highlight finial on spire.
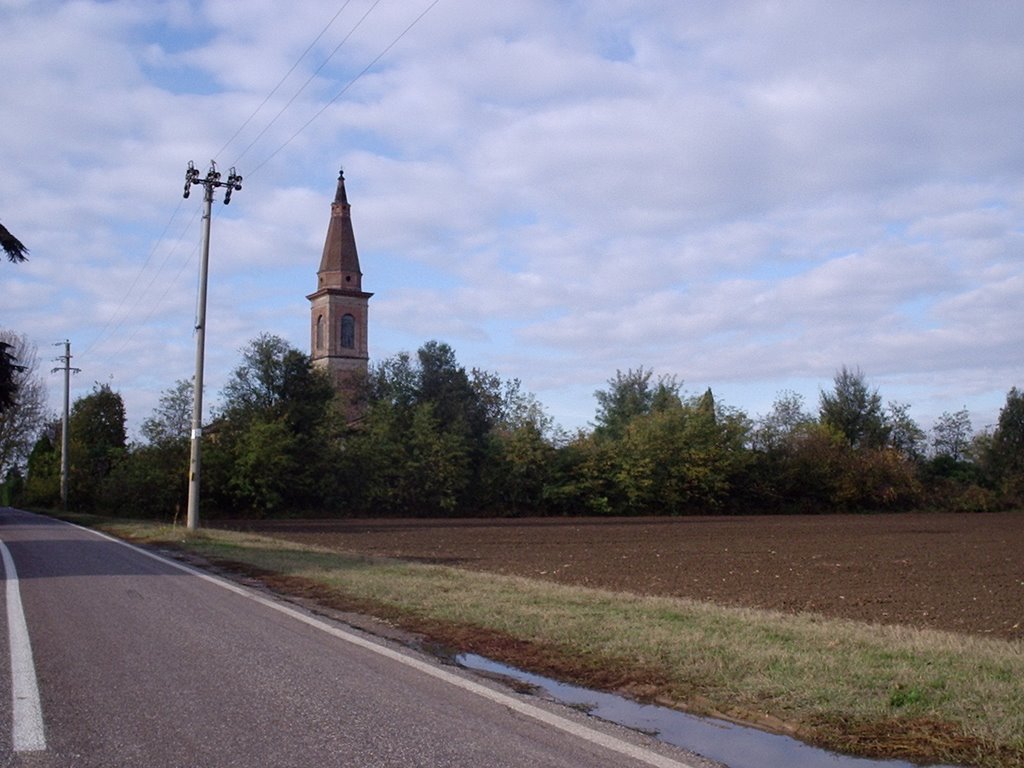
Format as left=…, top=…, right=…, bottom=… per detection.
left=338, top=167, right=344, bottom=180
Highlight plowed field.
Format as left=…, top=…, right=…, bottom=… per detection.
left=227, top=512, right=1024, bottom=640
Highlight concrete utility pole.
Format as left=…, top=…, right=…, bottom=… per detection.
left=182, top=161, right=242, bottom=531
left=52, top=340, right=80, bottom=510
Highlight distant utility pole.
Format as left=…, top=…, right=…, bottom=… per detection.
left=182, top=160, right=243, bottom=532
left=52, top=340, right=80, bottom=510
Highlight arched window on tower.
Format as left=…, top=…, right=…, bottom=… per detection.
left=341, top=314, right=355, bottom=349
left=315, top=314, right=324, bottom=350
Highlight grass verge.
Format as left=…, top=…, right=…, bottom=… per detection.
left=85, top=516, right=1023, bottom=768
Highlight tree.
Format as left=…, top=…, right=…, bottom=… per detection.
left=920, top=408, right=990, bottom=511
left=748, top=391, right=818, bottom=510
left=885, top=401, right=925, bottom=460
left=1, top=222, right=29, bottom=264
left=140, top=379, right=193, bottom=446
left=102, top=442, right=188, bottom=519
left=366, top=351, right=418, bottom=410
left=102, top=379, right=194, bottom=518
left=69, top=383, right=127, bottom=509
left=369, top=341, right=507, bottom=441
left=0, top=332, right=47, bottom=478
left=593, top=367, right=682, bottom=439
left=479, top=382, right=558, bottom=515
left=217, top=333, right=335, bottom=441
left=482, top=420, right=556, bottom=514
left=594, top=368, right=654, bottom=438
left=495, top=377, right=553, bottom=433
left=551, top=429, right=620, bottom=515
left=1, top=466, right=24, bottom=506
left=72, top=384, right=127, bottom=460
left=340, top=398, right=471, bottom=516
left=989, top=387, right=1024, bottom=502
left=612, top=392, right=750, bottom=514
left=227, top=419, right=305, bottom=515
left=748, top=386, right=925, bottom=512
left=932, top=408, right=973, bottom=462
left=403, top=402, right=470, bottom=514
left=0, top=339, right=25, bottom=414
left=819, top=366, right=889, bottom=450
left=22, top=431, right=61, bottom=507
left=416, top=340, right=489, bottom=442
left=353, top=342, right=557, bottom=515
left=205, top=334, right=336, bottom=515
left=752, top=390, right=814, bottom=452
left=219, top=333, right=305, bottom=417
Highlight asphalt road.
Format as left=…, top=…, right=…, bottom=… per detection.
left=0, top=508, right=714, bottom=768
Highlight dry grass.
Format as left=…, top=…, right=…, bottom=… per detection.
left=92, top=518, right=1024, bottom=768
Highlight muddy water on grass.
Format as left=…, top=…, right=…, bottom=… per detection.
left=456, top=654, right=960, bottom=768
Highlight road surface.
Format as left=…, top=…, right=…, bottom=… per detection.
left=0, top=508, right=714, bottom=768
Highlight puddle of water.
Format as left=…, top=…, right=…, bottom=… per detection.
left=456, top=653, right=960, bottom=768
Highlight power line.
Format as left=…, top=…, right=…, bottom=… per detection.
left=214, top=0, right=357, bottom=162
left=83, top=205, right=201, bottom=365
left=99, top=233, right=202, bottom=365
left=228, top=0, right=384, bottom=169
left=247, top=0, right=442, bottom=177
left=80, top=198, right=189, bottom=358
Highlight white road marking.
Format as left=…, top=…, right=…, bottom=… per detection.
left=79, top=523, right=701, bottom=768
left=0, top=539, right=47, bottom=752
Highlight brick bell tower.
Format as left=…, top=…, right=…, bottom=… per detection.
left=307, top=169, right=373, bottom=392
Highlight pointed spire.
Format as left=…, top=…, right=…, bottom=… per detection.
left=333, top=168, right=349, bottom=206
left=317, top=168, right=361, bottom=291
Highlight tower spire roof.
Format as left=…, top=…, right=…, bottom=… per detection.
left=317, top=168, right=361, bottom=289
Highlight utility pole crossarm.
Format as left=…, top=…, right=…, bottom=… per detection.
left=183, top=160, right=243, bottom=203
left=183, top=160, right=243, bottom=532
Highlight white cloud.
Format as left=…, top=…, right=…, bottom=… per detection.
left=1, top=0, right=1021, bottom=439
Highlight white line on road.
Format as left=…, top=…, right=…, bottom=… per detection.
left=0, top=539, right=47, bottom=752
left=79, top=523, right=701, bottom=768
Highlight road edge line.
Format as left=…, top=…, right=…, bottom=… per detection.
left=0, top=539, right=47, bottom=752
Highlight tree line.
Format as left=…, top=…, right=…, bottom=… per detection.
left=2, top=330, right=1022, bottom=517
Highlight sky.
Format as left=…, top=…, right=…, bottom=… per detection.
left=2, top=0, right=1022, bottom=440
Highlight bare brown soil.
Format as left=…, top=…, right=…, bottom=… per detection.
left=226, top=511, right=1024, bottom=640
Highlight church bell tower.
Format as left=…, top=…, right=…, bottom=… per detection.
left=307, top=170, right=373, bottom=390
